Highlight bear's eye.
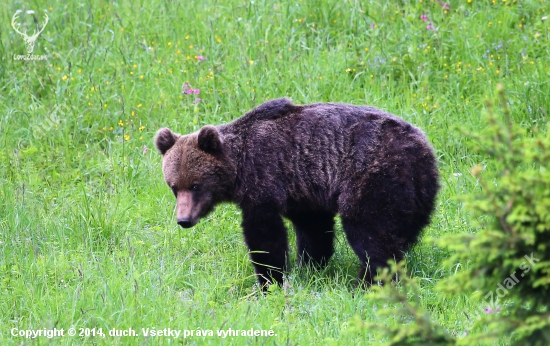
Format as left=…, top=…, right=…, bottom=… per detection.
left=191, top=184, right=200, bottom=191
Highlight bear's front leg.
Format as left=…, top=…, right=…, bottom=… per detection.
left=241, top=204, right=289, bottom=288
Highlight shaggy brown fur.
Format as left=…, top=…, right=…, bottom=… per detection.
left=155, top=98, right=439, bottom=288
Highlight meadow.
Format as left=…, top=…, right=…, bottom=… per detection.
left=1, top=0, right=549, bottom=344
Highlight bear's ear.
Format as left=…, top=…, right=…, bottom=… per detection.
left=155, top=128, right=178, bottom=155
left=198, top=125, right=223, bottom=154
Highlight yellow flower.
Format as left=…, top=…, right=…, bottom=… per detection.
left=124, top=135, right=130, bottom=141
left=131, top=111, right=135, bottom=116
left=139, top=126, right=145, bottom=131
left=137, top=103, right=142, bottom=108
left=168, top=41, right=172, bottom=46
left=104, top=103, right=108, bottom=108
left=118, top=120, right=124, bottom=126
left=62, top=75, right=68, bottom=80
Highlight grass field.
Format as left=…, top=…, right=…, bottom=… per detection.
left=1, top=0, right=549, bottom=344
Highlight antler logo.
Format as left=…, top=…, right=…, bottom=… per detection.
left=11, top=10, right=49, bottom=54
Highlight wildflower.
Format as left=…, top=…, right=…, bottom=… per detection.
left=124, top=135, right=130, bottom=141
left=485, top=306, right=501, bottom=314
left=142, top=146, right=148, bottom=154
left=196, top=55, right=206, bottom=61
left=139, top=125, right=145, bottom=131
left=118, top=120, right=124, bottom=126
left=62, top=75, right=68, bottom=81
left=182, top=82, right=200, bottom=95
left=420, top=14, right=428, bottom=22
left=438, top=1, right=450, bottom=10
left=194, top=98, right=201, bottom=104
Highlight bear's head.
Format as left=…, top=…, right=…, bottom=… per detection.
left=155, top=126, right=236, bottom=228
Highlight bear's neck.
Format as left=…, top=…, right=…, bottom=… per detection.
left=218, top=123, right=247, bottom=203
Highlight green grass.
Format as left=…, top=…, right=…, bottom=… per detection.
left=1, top=0, right=549, bottom=344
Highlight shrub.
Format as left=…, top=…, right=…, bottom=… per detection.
left=361, top=85, right=550, bottom=345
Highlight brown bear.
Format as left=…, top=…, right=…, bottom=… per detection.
left=155, top=98, right=439, bottom=288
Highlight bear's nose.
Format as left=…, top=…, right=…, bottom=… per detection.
left=177, top=217, right=192, bottom=228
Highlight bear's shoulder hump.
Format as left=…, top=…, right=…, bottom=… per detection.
left=243, top=98, right=300, bottom=122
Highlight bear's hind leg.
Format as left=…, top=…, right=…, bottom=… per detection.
left=341, top=217, right=407, bottom=287
left=287, top=211, right=336, bottom=268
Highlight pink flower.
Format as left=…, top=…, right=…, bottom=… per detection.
left=142, top=146, right=148, bottom=155
left=194, top=98, right=201, bottom=104
left=197, top=55, right=206, bottom=61
left=182, top=82, right=191, bottom=94
left=182, top=82, right=201, bottom=99
left=420, top=14, right=428, bottom=22
left=370, top=23, right=376, bottom=28
left=484, top=306, right=501, bottom=314
left=438, top=1, right=450, bottom=10
left=427, top=24, right=435, bottom=31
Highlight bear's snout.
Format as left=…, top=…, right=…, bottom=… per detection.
left=177, top=217, right=193, bottom=228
